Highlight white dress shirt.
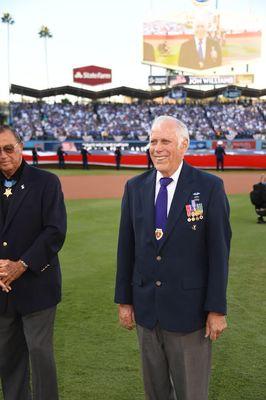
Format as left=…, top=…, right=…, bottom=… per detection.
left=194, top=37, right=207, bottom=59
left=155, top=161, right=183, bottom=216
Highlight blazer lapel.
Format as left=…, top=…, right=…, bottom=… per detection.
left=0, top=196, right=3, bottom=232
left=2, top=167, right=30, bottom=234
left=158, top=162, right=195, bottom=251
left=141, top=170, right=157, bottom=248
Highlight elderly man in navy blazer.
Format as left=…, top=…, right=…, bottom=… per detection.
left=179, top=18, right=222, bottom=70
left=115, top=116, right=231, bottom=400
left=0, top=125, right=66, bottom=400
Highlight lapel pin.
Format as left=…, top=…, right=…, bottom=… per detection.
left=192, top=225, right=197, bottom=231
left=21, top=184, right=25, bottom=190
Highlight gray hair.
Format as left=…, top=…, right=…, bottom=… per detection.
left=0, top=125, right=23, bottom=143
left=150, top=115, right=190, bottom=146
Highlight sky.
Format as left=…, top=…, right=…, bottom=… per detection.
left=0, top=0, right=265, bottom=101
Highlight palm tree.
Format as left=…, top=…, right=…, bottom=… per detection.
left=38, top=26, right=52, bottom=88
left=1, top=13, right=15, bottom=97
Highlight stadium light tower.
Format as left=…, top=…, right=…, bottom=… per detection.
left=1, top=12, right=15, bottom=100
left=38, top=25, right=52, bottom=88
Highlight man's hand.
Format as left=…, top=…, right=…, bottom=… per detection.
left=118, top=304, right=135, bottom=330
left=205, top=312, right=227, bottom=341
left=0, top=269, right=10, bottom=293
left=0, top=259, right=27, bottom=291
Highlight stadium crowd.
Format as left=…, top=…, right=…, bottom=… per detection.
left=10, top=100, right=266, bottom=141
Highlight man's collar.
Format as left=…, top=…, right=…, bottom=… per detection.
left=156, top=161, right=184, bottom=184
left=194, top=37, right=207, bottom=47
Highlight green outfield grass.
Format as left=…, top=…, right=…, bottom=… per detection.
left=44, top=167, right=146, bottom=176
left=1, top=194, right=264, bottom=399
left=44, top=166, right=263, bottom=177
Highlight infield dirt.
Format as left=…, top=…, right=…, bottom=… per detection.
left=59, top=171, right=263, bottom=199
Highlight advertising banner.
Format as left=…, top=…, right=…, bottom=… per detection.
left=223, top=88, right=241, bottom=99
left=212, top=140, right=256, bottom=150
left=231, top=141, right=256, bottom=150
left=189, top=141, right=207, bottom=150
left=148, top=74, right=245, bottom=86
left=235, top=74, right=254, bottom=86
left=169, top=88, right=187, bottom=99
left=148, top=76, right=168, bottom=85
left=73, top=65, right=112, bottom=86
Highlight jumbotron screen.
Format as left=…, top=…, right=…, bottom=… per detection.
left=143, top=10, right=262, bottom=72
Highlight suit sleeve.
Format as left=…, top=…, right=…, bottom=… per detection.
left=114, top=182, right=135, bottom=304
left=204, top=179, right=231, bottom=314
left=21, top=174, right=67, bottom=274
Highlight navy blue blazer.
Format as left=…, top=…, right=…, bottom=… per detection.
left=115, top=162, right=231, bottom=332
left=0, top=163, right=67, bottom=315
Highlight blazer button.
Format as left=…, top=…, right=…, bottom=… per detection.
left=155, top=280, right=162, bottom=287
left=2, top=242, right=8, bottom=247
left=156, top=255, right=162, bottom=261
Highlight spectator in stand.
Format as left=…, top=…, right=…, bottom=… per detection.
left=10, top=100, right=266, bottom=142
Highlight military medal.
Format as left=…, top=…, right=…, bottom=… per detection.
left=186, top=205, right=192, bottom=222
left=3, top=179, right=17, bottom=198
left=155, top=228, right=163, bottom=240
left=3, top=188, right=13, bottom=198
left=185, top=195, right=204, bottom=223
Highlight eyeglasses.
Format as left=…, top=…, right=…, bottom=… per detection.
left=0, top=142, right=20, bottom=155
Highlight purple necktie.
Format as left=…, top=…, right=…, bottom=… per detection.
left=155, top=177, right=173, bottom=241
left=198, top=39, right=204, bottom=61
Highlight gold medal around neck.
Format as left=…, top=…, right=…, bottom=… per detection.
left=3, top=188, right=12, bottom=198
left=155, top=228, right=163, bottom=240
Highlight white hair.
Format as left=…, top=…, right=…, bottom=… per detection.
left=150, top=115, right=190, bottom=147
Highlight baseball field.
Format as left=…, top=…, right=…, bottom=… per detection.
left=2, top=168, right=265, bottom=400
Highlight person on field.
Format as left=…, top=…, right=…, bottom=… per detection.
left=215, top=140, right=226, bottom=171
left=81, top=146, right=91, bottom=169
left=0, top=125, right=67, bottom=400
left=114, top=147, right=122, bottom=170
left=250, top=174, right=266, bottom=224
left=115, top=116, right=231, bottom=400
left=57, top=145, right=67, bottom=169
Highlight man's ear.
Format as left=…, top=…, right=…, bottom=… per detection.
left=179, top=139, right=189, bottom=150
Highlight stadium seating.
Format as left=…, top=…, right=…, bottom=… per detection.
left=10, top=101, right=266, bottom=141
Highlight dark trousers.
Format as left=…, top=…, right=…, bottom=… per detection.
left=82, top=159, right=89, bottom=169
left=116, top=158, right=121, bottom=170
left=0, top=304, right=58, bottom=400
left=216, top=158, right=224, bottom=171
left=137, top=324, right=212, bottom=400
left=58, top=159, right=65, bottom=169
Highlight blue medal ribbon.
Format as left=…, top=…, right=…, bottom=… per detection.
left=4, top=179, right=17, bottom=188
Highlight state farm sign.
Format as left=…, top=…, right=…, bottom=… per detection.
left=73, top=65, right=112, bottom=86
